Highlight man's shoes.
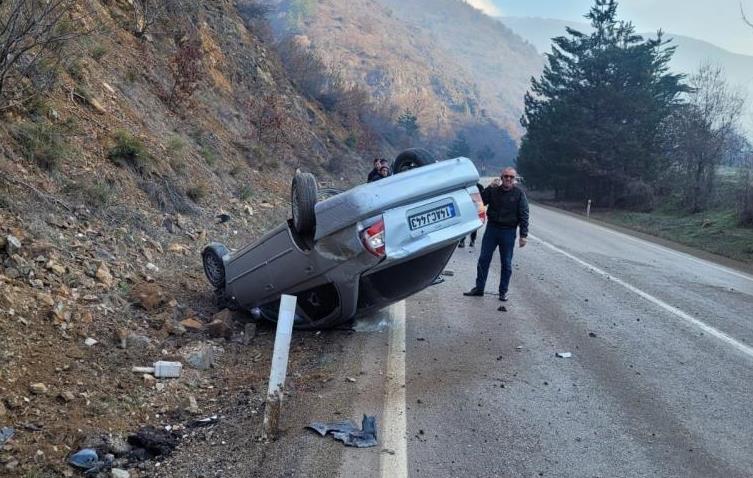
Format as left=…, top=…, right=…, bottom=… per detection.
left=463, top=287, right=484, bottom=297
left=499, top=293, right=508, bottom=302
left=458, top=240, right=465, bottom=248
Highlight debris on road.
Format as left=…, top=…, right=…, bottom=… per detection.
left=29, top=383, right=48, bottom=395
left=187, top=415, right=219, bottom=428
left=346, top=377, right=357, bottom=383
left=588, top=332, right=597, bottom=338
left=497, top=306, right=507, bottom=312
left=127, top=426, right=178, bottom=458
left=307, top=415, right=378, bottom=448
left=131, top=361, right=183, bottom=378
left=555, top=352, right=572, bottom=358
left=84, top=337, right=98, bottom=347
left=442, top=269, right=455, bottom=276
left=68, top=448, right=113, bottom=473
left=0, top=426, right=15, bottom=446
left=112, top=468, right=130, bottom=478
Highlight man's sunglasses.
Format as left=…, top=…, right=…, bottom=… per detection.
left=502, top=175, right=516, bottom=179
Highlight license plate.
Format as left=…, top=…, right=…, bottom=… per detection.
left=408, top=203, right=456, bottom=230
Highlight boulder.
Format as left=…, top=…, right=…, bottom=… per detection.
left=5, top=235, right=21, bottom=256
left=96, top=263, right=114, bottom=288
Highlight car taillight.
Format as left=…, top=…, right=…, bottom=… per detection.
left=360, top=218, right=385, bottom=257
left=470, top=192, right=486, bottom=222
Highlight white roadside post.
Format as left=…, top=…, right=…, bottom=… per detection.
left=586, top=199, right=592, bottom=219
left=262, top=294, right=297, bottom=440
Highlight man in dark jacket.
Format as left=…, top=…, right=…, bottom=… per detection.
left=463, top=167, right=529, bottom=301
left=367, top=158, right=382, bottom=183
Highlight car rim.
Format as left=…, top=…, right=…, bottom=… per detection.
left=204, top=253, right=223, bottom=285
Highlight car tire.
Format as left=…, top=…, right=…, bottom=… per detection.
left=202, top=243, right=229, bottom=289
left=392, top=148, right=436, bottom=173
left=291, top=172, right=317, bottom=236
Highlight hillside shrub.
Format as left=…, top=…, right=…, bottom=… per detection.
left=187, top=182, right=208, bottom=203
left=90, top=45, right=108, bottom=61
left=166, top=134, right=187, bottom=156
left=615, top=180, right=656, bottom=213
left=238, top=185, right=253, bottom=201
left=12, top=121, right=71, bottom=172
left=200, top=146, right=218, bottom=167
left=108, top=129, right=151, bottom=172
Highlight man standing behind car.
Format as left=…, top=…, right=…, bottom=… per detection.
left=367, top=158, right=382, bottom=182
left=463, top=167, right=529, bottom=301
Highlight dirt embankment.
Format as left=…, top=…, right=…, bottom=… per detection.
left=0, top=1, right=370, bottom=476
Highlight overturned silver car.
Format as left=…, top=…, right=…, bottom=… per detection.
left=202, top=149, right=484, bottom=329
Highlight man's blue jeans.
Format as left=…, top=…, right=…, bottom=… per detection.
left=475, top=224, right=517, bottom=295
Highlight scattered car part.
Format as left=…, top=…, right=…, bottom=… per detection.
left=131, top=361, right=183, bottom=378
left=0, top=427, right=14, bottom=446
left=307, top=415, right=377, bottom=448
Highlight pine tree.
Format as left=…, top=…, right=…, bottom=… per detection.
left=397, top=109, right=419, bottom=138
left=518, top=0, right=686, bottom=206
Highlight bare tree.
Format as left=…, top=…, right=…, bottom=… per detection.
left=247, top=94, right=304, bottom=149
left=667, top=64, right=744, bottom=212
left=132, top=0, right=163, bottom=37
left=168, top=33, right=204, bottom=108
left=0, top=0, right=84, bottom=104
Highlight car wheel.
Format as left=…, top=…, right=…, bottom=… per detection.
left=392, top=148, right=436, bottom=173
left=202, top=243, right=229, bottom=289
left=291, top=172, right=317, bottom=236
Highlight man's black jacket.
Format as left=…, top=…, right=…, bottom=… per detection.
left=480, top=185, right=529, bottom=237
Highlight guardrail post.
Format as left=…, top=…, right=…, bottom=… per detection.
left=262, top=294, right=297, bottom=440
left=586, top=199, right=592, bottom=219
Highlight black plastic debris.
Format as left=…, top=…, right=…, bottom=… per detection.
left=187, top=415, right=219, bottom=428
left=497, top=306, right=507, bottom=312
left=307, top=415, right=378, bottom=448
left=127, top=426, right=178, bottom=459
left=0, top=427, right=15, bottom=446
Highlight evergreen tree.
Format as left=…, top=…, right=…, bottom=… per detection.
left=397, top=110, right=419, bottom=138
left=518, top=0, right=686, bottom=205
left=447, top=132, right=471, bottom=158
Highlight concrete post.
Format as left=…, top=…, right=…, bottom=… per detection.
left=262, top=294, right=297, bottom=440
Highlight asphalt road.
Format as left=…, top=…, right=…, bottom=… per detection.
left=336, top=203, right=753, bottom=478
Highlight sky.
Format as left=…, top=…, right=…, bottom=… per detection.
left=465, top=0, right=753, bottom=56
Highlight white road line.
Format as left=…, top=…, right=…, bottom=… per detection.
left=533, top=205, right=753, bottom=283
left=381, top=301, right=408, bottom=478
left=531, top=234, right=753, bottom=360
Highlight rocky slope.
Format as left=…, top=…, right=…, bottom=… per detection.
left=0, top=1, right=370, bottom=475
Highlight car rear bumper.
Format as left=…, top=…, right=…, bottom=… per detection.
left=355, top=242, right=457, bottom=315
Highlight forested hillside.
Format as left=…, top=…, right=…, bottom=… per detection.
left=271, top=0, right=545, bottom=168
